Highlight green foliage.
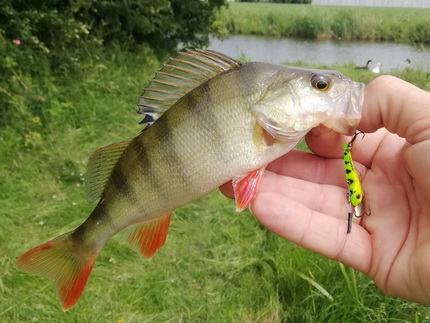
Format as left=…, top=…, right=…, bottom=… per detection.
left=0, top=0, right=226, bottom=151
left=273, top=0, right=312, bottom=3
left=215, top=3, right=430, bottom=42
left=291, top=15, right=325, bottom=38
left=0, top=0, right=226, bottom=56
left=330, top=11, right=359, bottom=39
left=407, top=22, right=430, bottom=44
left=240, top=0, right=312, bottom=3
left=0, top=0, right=227, bottom=83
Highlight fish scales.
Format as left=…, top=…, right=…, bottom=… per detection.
left=16, top=49, right=364, bottom=310
left=90, top=65, right=272, bottom=240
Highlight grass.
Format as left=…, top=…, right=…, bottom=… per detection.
left=214, top=3, right=430, bottom=43
left=1, top=47, right=430, bottom=322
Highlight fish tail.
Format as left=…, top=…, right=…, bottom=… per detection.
left=16, top=231, right=99, bottom=311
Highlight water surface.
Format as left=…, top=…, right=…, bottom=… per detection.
left=209, top=35, right=430, bottom=72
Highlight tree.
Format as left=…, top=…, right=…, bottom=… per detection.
left=0, top=0, right=227, bottom=57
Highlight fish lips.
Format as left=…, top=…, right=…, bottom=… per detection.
left=322, top=81, right=365, bottom=136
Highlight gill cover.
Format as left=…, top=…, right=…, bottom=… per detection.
left=252, top=67, right=364, bottom=140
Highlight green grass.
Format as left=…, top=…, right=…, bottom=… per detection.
left=214, top=3, right=430, bottom=43
left=1, top=49, right=430, bottom=322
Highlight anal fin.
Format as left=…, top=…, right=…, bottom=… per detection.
left=127, top=213, right=172, bottom=259
left=232, top=167, right=266, bottom=212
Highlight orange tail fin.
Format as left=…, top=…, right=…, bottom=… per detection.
left=16, top=232, right=99, bottom=311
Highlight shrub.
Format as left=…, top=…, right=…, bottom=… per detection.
left=0, top=0, right=227, bottom=136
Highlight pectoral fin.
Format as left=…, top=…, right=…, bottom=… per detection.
left=232, top=167, right=266, bottom=212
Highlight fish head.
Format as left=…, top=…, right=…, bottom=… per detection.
left=252, top=64, right=364, bottom=141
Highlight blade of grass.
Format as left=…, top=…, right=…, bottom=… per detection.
left=293, top=270, right=334, bottom=301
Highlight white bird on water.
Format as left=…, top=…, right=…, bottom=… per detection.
left=372, top=62, right=382, bottom=74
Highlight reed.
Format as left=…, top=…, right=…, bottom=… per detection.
left=215, top=3, right=430, bottom=43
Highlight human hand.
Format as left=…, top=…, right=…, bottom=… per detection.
left=220, top=75, right=430, bottom=305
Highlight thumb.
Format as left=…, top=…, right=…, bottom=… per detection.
left=360, top=75, right=430, bottom=201
left=360, top=75, right=430, bottom=143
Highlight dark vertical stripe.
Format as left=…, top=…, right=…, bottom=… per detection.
left=109, top=163, right=138, bottom=202
left=149, top=108, right=195, bottom=192
left=131, top=130, right=166, bottom=195
left=184, top=81, right=233, bottom=166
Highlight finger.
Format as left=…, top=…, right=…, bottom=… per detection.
left=266, top=148, right=367, bottom=187
left=306, top=124, right=390, bottom=170
left=220, top=149, right=368, bottom=203
left=360, top=75, right=430, bottom=199
left=223, top=168, right=361, bottom=222
left=251, top=191, right=372, bottom=273
left=360, top=75, right=430, bottom=144
left=306, top=125, right=344, bottom=158
left=220, top=181, right=234, bottom=199
left=219, top=149, right=345, bottom=199
left=403, top=141, right=430, bottom=202
left=258, top=170, right=350, bottom=219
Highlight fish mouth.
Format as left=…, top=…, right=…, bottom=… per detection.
left=323, top=81, right=365, bottom=136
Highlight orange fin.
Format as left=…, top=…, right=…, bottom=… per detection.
left=127, top=213, right=172, bottom=259
left=232, top=167, right=266, bottom=212
left=16, top=232, right=98, bottom=311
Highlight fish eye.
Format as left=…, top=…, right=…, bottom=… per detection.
left=311, top=75, right=330, bottom=91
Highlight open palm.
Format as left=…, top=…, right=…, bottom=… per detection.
left=221, top=76, right=430, bottom=305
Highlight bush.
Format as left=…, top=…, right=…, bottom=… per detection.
left=0, top=0, right=226, bottom=135
left=0, top=0, right=227, bottom=66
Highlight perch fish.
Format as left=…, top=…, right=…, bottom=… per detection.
left=17, top=49, right=364, bottom=310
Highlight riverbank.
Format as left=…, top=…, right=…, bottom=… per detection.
left=214, top=3, right=430, bottom=44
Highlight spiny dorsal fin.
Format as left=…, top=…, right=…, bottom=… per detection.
left=137, top=49, right=243, bottom=130
left=85, top=139, right=132, bottom=203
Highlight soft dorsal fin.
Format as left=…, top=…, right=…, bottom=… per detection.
left=85, top=139, right=132, bottom=203
left=137, top=49, right=243, bottom=130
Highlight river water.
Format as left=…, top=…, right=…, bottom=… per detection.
left=208, top=35, right=430, bottom=72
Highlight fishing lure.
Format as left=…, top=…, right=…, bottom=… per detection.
left=343, top=132, right=366, bottom=233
